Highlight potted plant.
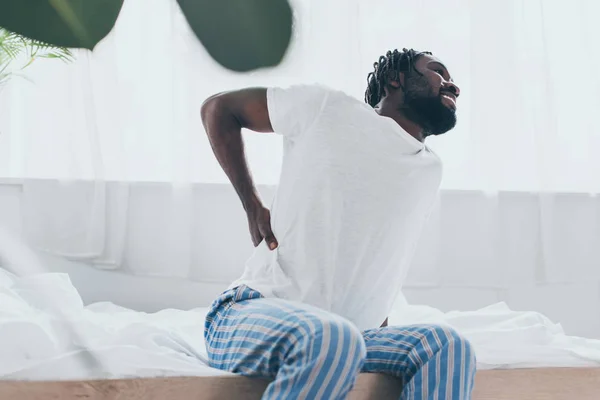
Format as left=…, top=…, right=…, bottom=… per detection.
left=0, top=27, right=73, bottom=89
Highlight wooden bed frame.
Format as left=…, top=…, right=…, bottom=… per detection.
left=1, top=368, right=599, bottom=399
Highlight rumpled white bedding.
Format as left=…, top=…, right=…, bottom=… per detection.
left=1, top=267, right=599, bottom=381
left=390, top=302, right=600, bottom=370
left=0, top=268, right=224, bottom=380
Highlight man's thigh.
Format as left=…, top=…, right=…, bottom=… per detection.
left=204, top=286, right=356, bottom=377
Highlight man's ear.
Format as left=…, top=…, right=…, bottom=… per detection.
left=383, top=81, right=399, bottom=99
left=387, top=71, right=406, bottom=91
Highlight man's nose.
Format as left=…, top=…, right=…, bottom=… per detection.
left=444, top=81, right=460, bottom=97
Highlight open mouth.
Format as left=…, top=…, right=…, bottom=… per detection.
left=440, top=93, right=457, bottom=109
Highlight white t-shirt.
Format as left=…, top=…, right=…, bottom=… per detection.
left=229, top=85, right=442, bottom=331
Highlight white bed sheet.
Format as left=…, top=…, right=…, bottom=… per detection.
left=1, top=267, right=600, bottom=381
left=390, top=302, right=600, bottom=370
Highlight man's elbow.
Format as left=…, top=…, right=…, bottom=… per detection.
left=200, top=93, right=222, bottom=125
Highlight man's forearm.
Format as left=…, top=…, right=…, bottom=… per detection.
left=201, top=98, right=261, bottom=211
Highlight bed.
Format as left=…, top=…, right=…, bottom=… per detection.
left=1, top=268, right=600, bottom=399
left=2, top=368, right=600, bottom=400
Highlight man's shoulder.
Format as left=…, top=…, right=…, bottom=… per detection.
left=281, top=83, right=362, bottom=104
left=312, top=84, right=361, bottom=101
left=270, top=83, right=369, bottom=123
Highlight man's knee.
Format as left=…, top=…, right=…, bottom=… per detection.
left=296, top=313, right=367, bottom=367
left=427, top=325, right=476, bottom=365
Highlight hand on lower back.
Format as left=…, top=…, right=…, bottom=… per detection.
left=247, top=206, right=278, bottom=250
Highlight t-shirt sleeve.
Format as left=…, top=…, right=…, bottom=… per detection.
left=266, top=84, right=330, bottom=139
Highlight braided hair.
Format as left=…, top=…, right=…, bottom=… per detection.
left=364, top=48, right=432, bottom=107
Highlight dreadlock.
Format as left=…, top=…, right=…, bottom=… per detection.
left=364, top=48, right=432, bottom=107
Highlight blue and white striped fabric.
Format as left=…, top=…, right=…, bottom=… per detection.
left=204, top=285, right=476, bottom=400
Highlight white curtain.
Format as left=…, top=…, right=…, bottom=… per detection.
left=0, top=0, right=599, bottom=281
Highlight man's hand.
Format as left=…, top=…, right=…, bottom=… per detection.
left=247, top=204, right=278, bottom=250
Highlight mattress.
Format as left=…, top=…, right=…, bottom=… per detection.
left=1, top=267, right=600, bottom=381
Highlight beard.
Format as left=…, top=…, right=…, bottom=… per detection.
left=403, top=78, right=457, bottom=137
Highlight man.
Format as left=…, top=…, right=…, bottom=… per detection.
left=201, top=48, right=475, bottom=399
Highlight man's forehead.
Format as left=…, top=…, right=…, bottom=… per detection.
left=417, top=53, right=443, bottom=66
left=418, top=53, right=453, bottom=78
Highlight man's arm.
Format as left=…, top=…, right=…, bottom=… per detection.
left=201, top=88, right=278, bottom=249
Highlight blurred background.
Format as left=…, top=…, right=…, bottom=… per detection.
left=0, top=0, right=599, bottom=339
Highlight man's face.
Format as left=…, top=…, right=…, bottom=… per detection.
left=402, top=54, right=460, bottom=136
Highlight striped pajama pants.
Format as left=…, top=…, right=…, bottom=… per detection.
left=204, top=285, right=476, bottom=400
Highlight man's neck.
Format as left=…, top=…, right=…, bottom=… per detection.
left=375, top=103, right=425, bottom=143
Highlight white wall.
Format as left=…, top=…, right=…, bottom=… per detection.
left=0, top=179, right=599, bottom=339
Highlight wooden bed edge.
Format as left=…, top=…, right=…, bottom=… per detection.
left=473, top=367, right=600, bottom=400
left=0, top=368, right=599, bottom=400
left=0, top=372, right=402, bottom=400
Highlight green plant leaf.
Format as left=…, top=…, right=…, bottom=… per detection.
left=0, top=27, right=74, bottom=88
left=0, top=61, right=10, bottom=76
left=0, top=29, right=26, bottom=59
left=0, top=0, right=124, bottom=50
left=28, top=38, right=75, bottom=61
left=177, top=0, right=293, bottom=72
